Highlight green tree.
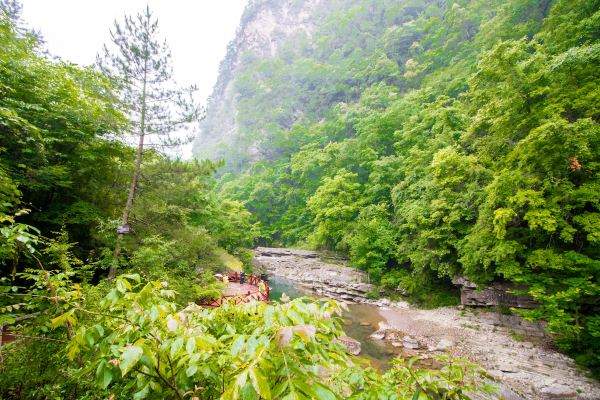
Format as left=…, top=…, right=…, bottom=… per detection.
left=98, top=6, right=200, bottom=279
left=307, top=169, right=362, bottom=250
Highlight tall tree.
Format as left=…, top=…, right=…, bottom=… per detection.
left=0, top=0, right=22, bottom=23
left=97, top=6, right=200, bottom=279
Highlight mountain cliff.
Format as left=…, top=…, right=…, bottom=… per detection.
left=192, top=0, right=324, bottom=168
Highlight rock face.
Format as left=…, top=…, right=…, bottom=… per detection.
left=193, top=0, right=324, bottom=164
left=452, top=277, right=537, bottom=308
left=253, top=247, right=375, bottom=302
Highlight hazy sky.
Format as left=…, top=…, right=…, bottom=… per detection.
left=20, top=0, right=248, bottom=157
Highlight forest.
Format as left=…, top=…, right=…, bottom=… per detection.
left=213, top=0, right=600, bottom=376
left=0, top=0, right=599, bottom=399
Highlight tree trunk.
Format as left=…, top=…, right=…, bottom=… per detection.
left=108, top=55, right=148, bottom=280
left=108, top=131, right=145, bottom=279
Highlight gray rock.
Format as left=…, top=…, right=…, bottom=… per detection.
left=498, top=362, right=518, bottom=373
left=353, top=283, right=374, bottom=293
left=540, top=384, right=577, bottom=399
left=254, top=247, right=373, bottom=303
left=432, top=338, right=454, bottom=351
left=402, top=335, right=420, bottom=349
left=452, top=278, right=537, bottom=309
left=392, top=300, right=410, bottom=309
left=336, top=336, right=361, bottom=356
left=370, top=331, right=385, bottom=340
left=498, top=386, right=527, bottom=400
left=378, top=298, right=391, bottom=307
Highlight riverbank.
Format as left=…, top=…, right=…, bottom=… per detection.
left=375, top=304, right=599, bottom=400
left=254, top=246, right=375, bottom=301
left=258, top=247, right=600, bottom=400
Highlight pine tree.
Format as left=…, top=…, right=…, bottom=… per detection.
left=97, top=6, right=200, bottom=279
left=0, top=0, right=22, bottom=22
left=0, top=0, right=34, bottom=36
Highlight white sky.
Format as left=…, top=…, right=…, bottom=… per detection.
left=20, top=0, right=248, bottom=158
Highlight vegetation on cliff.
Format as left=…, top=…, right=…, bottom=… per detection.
left=1, top=0, right=599, bottom=397
left=0, top=3, right=493, bottom=398
left=205, top=0, right=600, bottom=373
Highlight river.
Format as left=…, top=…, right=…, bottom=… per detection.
left=268, top=275, right=397, bottom=369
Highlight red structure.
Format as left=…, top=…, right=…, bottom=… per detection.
left=198, top=272, right=270, bottom=307
left=0, top=326, right=16, bottom=346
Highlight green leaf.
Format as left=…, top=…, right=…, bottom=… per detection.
left=412, top=389, right=421, bottom=400
left=94, top=324, right=104, bottom=337
left=230, top=335, right=245, bottom=356
left=186, top=337, right=196, bottom=354
left=170, top=337, right=184, bottom=359
left=249, top=366, right=271, bottom=399
left=51, top=309, right=75, bottom=328
left=311, top=384, right=336, bottom=400
left=122, top=273, right=141, bottom=283
left=133, top=384, right=150, bottom=400
left=96, top=361, right=113, bottom=389
left=120, top=345, right=143, bottom=377
left=186, top=364, right=198, bottom=377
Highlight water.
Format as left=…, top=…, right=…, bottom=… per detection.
left=268, top=275, right=307, bottom=301
left=268, top=275, right=397, bottom=369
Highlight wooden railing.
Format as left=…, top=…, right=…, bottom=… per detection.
left=198, top=272, right=270, bottom=307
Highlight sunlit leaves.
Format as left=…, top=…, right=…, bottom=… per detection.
left=61, top=273, right=365, bottom=399
left=213, top=0, right=599, bottom=374
left=120, top=345, right=143, bottom=376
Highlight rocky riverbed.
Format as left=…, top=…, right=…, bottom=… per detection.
left=254, top=246, right=378, bottom=302
left=255, top=247, right=600, bottom=400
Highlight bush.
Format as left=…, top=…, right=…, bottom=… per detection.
left=55, top=274, right=489, bottom=400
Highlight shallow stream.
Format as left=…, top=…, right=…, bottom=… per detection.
left=268, top=275, right=397, bottom=369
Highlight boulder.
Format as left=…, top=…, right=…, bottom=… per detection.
left=336, top=336, right=361, bottom=355
left=498, top=362, right=519, bottom=373
left=540, top=384, right=577, bottom=399
left=452, top=277, right=537, bottom=308
left=378, top=298, right=391, bottom=307
left=370, top=331, right=385, bottom=340
left=432, top=338, right=454, bottom=352
left=402, top=335, right=420, bottom=350
left=353, top=283, right=375, bottom=293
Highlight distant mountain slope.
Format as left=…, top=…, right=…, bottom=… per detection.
left=192, top=0, right=324, bottom=168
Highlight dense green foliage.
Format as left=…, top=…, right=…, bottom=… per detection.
left=2, top=271, right=490, bottom=399
left=0, top=8, right=253, bottom=397
left=0, top=7, right=253, bottom=285
left=2, top=0, right=599, bottom=397
left=213, top=0, right=600, bottom=372
left=0, top=5, right=490, bottom=399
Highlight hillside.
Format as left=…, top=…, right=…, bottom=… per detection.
left=192, top=0, right=326, bottom=167
left=195, top=0, right=600, bottom=374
